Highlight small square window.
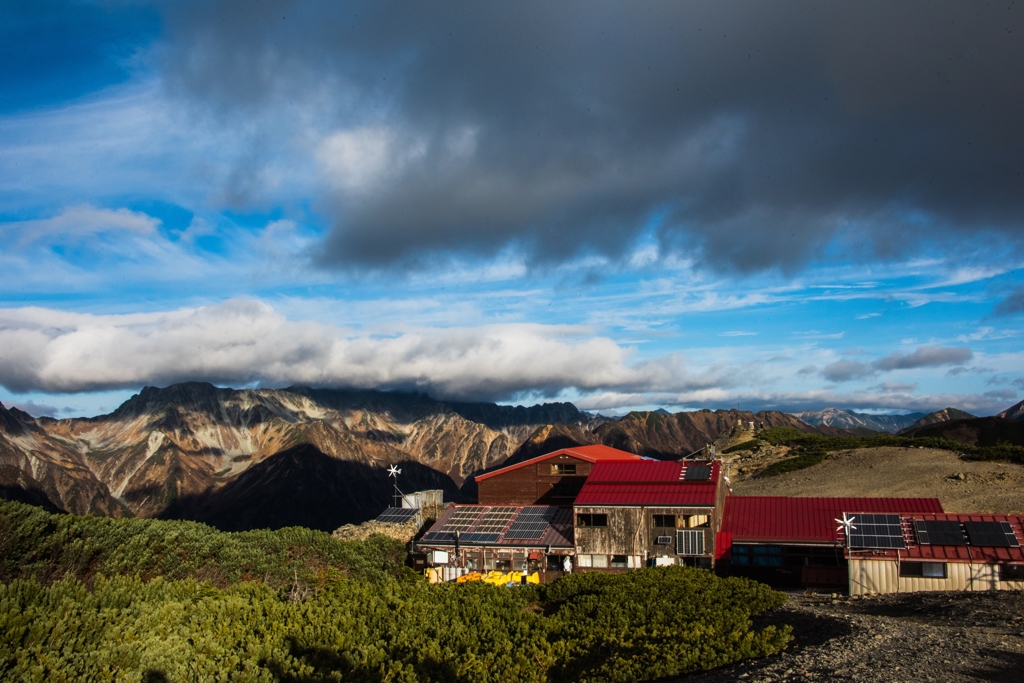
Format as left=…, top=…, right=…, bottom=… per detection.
left=551, top=463, right=577, bottom=475
left=610, top=555, right=628, bottom=568
left=653, top=514, right=677, bottom=528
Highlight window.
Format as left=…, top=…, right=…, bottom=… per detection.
left=551, top=463, right=577, bottom=475
left=610, top=555, right=628, bottom=568
left=999, top=564, right=1024, bottom=581
left=591, top=555, right=609, bottom=568
left=495, top=559, right=511, bottom=571
left=653, top=514, right=677, bottom=528
left=684, top=514, right=710, bottom=528
left=899, top=562, right=947, bottom=578
left=731, top=545, right=784, bottom=566
left=577, top=554, right=592, bottom=568
left=576, top=513, right=608, bottom=527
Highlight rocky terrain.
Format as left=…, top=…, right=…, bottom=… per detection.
left=674, top=590, right=1024, bottom=683
left=0, top=383, right=830, bottom=529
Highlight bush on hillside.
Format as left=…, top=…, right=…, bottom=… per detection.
left=0, top=500, right=406, bottom=589
left=0, top=567, right=790, bottom=683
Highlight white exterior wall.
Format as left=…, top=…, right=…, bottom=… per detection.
left=849, top=559, right=1024, bottom=595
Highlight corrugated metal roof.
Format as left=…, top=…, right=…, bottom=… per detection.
left=474, top=444, right=643, bottom=482
left=723, top=496, right=944, bottom=545
left=847, top=512, right=1024, bottom=564
left=574, top=460, right=720, bottom=506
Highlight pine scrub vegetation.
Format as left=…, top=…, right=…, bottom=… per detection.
left=0, top=501, right=791, bottom=682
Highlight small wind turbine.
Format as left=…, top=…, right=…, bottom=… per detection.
left=835, top=513, right=857, bottom=551
left=388, top=464, right=404, bottom=508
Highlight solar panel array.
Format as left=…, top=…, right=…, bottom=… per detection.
left=847, top=513, right=906, bottom=549
left=683, top=465, right=711, bottom=481
left=421, top=505, right=564, bottom=545
left=964, top=521, right=1020, bottom=547
left=440, top=506, right=486, bottom=533
left=474, top=506, right=518, bottom=533
left=504, top=506, right=558, bottom=540
left=375, top=507, right=419, bottom=524
left=914, top=520, right=965, bottom=546
left=459, top=532, right=501, bottom=544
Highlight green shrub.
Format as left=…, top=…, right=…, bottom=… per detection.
left=0, top=500, right=406, bottom=589
left=0, top=568, right=790, bottom=683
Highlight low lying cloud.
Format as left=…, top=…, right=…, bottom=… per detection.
left=823, top=345, right=973, bottom=382
left=873, top=346, right=973, bottom=371
left=822, top=360, right=872, bottom=383
left=0, top=299, right=712, bottom=401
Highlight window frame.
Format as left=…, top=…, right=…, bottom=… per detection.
left=899, top=561, right=948, bottom=578
left=550, top=463, right=577, bottom=476
left=576, top=513, right=608, bottom=528
left=652, top=514, right=677, bottom=528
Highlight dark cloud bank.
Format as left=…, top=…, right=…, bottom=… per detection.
left=160, top=0, right=1024, bottom=272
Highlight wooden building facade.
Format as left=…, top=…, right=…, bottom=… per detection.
left=475, top=445, right=644, bottom=505
left=572, top=460, right=726, bottom=570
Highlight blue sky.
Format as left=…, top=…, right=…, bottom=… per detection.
left=1, top=1, right=1023, bottom=418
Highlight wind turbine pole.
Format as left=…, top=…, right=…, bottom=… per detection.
left=388, top=464, right=403, bottom=508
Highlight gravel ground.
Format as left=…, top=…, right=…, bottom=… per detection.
left=672, top=590, right=1024, bottom=682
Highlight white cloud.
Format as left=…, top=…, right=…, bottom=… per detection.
left=0, top=299, right=702, bottom=400
left=4, top=205, right=160, bottom=246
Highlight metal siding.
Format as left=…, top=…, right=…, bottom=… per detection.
left=849, top=559, right=898, bottom=596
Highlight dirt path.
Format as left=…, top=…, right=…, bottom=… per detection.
left=672, top=590, right=1024, bottom=683
left=731, top=447, right=1024, bottom=513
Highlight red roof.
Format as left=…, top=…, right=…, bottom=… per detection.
left=474, top=444, right=643, bottom=482
left=574, top=460, right=721, bottom=506
left=723, top=496, right=944, bottom=545
left=849, top=512, right=1024, bottom=564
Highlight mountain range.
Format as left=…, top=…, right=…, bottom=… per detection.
left=1, top=383, right=827, bottom=530
left=4, top=385, right=1022, bottom=531
left=793, top=408, right=926, bottom=434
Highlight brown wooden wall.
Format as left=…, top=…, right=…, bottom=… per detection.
left=574, top=505, right=718, bottom=559
left=476, top=454, right=594, bottom=505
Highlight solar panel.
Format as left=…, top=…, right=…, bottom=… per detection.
left=684, top=465, right=711, bottom=481
left=914, top=520, right=965, bottom=546
left=677, top=529, right=705, bottom=555
left=964, top=521, right=1020, bottom=547
left=459, top=532, right=501, bottom=544
left=847, top=513, right=906, bottom=549
left=374, top=507, right=419, bottom=524
left=473, top=506, right=518, bottom=533
left=439, top=506, right=486, bottom=533
left=420, top=532, right=457, bottom=544
left=504, top=507, right=558, bottom=540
